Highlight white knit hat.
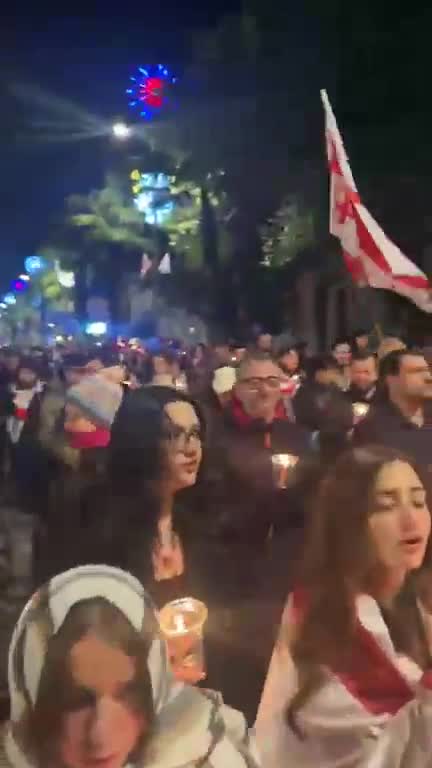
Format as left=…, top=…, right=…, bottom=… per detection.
left=212, top=366, right=236, bottom=395
left=66, top=373, right=123, bottom=429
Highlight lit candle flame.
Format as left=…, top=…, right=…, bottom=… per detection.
left=353, top=402, right=370, bottom=420
left=174, top=613, right=187, bottom=633
left=273, top=453, right=299, bottom=469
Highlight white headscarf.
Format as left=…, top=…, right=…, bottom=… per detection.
left=5, top=565, right=260, bottom=768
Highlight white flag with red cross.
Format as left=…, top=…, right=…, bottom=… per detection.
left=321, top=90, right=432, bottom=312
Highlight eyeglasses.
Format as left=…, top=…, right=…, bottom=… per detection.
left=239, top=376, right=282, bottom=392
left=162, top=421, right=203, bottom=450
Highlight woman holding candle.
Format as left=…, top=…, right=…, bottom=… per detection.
left=2, top=565, right=260, bottom=768
left=256, top=445, right=432, bottom=767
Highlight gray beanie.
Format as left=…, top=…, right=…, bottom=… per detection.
left=67, top=373, right=123, bottom=429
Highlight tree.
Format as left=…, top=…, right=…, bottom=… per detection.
left=66, top=175, right=156, bottom=321
left=68, top=174, right=155, bottom=253
left=260, top=198, right=316, bottom=268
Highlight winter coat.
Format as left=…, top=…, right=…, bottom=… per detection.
left=353, top=400, right=432, bottom=474
left=35, top=447, right=108, bottom=585
left=203, top=399, right=313, bottom=596
left=256, top=591, right=432, bottom=768
left=38, top=378, right=79, bottom=469
left=2, top=565, right=261, bottom=768
left=293, top=381, right=353, bottom=461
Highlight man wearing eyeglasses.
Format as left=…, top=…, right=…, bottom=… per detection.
left=203, top=349, right=313, bottom=723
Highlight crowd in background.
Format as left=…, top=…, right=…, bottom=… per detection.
left=0, top=327, right=432, bottom=766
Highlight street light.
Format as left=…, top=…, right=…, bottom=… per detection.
left=112, top=122, right=131, bottom=140
left=19, top=274, right=30, bottom=282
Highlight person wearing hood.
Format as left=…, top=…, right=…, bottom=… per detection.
left=2, top=564, right=260, bottom=768
left=36, top=374, right=123, bottom=586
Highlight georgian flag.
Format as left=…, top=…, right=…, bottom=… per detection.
left=321, top=90, right=432, bottom=312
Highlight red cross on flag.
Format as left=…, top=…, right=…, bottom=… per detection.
left=321, top=90, right=432, bottom=312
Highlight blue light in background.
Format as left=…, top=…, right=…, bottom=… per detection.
left=86, top=322, right=108, bottom=337
left=25, top=255, right=46, bottom=275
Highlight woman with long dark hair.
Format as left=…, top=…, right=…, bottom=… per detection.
left=98, top=386, right=205, bottom=607
left=256, top=445, right=432, bottom=767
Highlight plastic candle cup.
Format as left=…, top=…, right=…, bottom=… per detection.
left=159, top=598, right=208, bottom=684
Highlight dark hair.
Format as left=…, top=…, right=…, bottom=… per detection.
left=16, top=356, right=41, bottom=378
left=331, top=337, right=351, bottom=350
left=286, top=445, right=432, bottom=733
left=88, top=346, right=119, bottom=368
left=28, top=597, right=154, bottom=764
left=306, top=354, right=339, bottom=377
left=352, top=328, right=369, bottom=339
left=103, top=386, right=206, bottom=583
left=154, top=350, right=177, bottom=365
left=350, top=350, right=377, bottom=365
left=379, top=347, right=424, bottom=378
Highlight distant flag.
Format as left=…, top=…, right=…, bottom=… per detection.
left=158, top=253, right=171, bottom=274
left=140, top=253, right=153, bottom=277
left=321, top=90, right=432, bottom=313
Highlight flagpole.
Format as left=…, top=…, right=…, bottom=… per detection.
left=373, top=321, right=384, bottom=344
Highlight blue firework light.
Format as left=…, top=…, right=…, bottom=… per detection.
left=126, top=65, right=177, bottom=120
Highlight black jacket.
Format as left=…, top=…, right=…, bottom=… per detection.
left=294, top=380, right=353, bottom=461
left=353, top=400, right=432, bottom=472
left=345, top=383, right=378, bottom=405
left=198, top=402, right=314, bottom=604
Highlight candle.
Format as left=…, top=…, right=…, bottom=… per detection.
left=271, top=453, right=299, bottom=489
left=352, top=402, right=370, bottom=423
left=159, top=598, right=208, bottom=684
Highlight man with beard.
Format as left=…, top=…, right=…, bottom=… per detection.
left=353, top=349, right=432, bottom=469
left=346, top=351, right=378, bottom=404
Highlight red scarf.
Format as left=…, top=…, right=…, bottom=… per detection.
left=230, top=395, right=287, bottom=429
left=68, top=428, right=111, bottom=450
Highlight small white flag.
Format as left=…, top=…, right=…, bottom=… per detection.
left=158, top=253, right=171, bottom=274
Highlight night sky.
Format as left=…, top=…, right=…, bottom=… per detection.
left=0, top=2, right=240, bottom=288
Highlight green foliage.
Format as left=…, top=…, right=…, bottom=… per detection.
left=164, top=182, right=202, bottom=269
left=68, top=176, right=154, bottom=253
left=260, top=198, right=316, bottom=268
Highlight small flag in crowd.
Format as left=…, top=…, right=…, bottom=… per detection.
left=321, top=90, right=432, bottom=313
left=140, top=253, right=153, bottom=277
left=158, top=253, right=171, bottom=274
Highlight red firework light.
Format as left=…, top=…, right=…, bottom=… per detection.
left=139, top=77, right=164, bottom=108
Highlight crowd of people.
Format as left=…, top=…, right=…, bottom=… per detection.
left=0, top=326, right=431, bottom=766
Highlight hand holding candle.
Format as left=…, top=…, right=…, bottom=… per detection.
left=271, top=453, right=299, bottom=489
left=159, top=598, right=208, bottom=684
left=352, top=402, right=370, bottom=425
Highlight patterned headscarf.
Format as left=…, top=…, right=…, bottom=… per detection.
left=5, top=565, right=260, bottom=768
